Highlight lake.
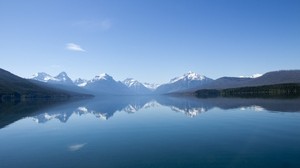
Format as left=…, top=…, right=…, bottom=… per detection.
left=1, top=96, right=300, bottom=168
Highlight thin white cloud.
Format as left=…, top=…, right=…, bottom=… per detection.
left=66, top=43, right=85, bottom=52
left=73, top=19, right=112, bottom=30
left=100, top=19, right=112, bottom=30
left=68, top=143, right=87, bottom=151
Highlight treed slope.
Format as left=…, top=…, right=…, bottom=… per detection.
left=0, top=68, right=91, bottom=100
left=195, top=83, right=300, bottom=98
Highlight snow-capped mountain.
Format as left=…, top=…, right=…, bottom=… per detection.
left=31, top=72, right=58, bottom=83
left=30, top=71, right=215, bottom=95
left=169, top=71, right=208, bottom=83
left=91, top=73, right=113, bottom=82
left=31, top=72, right=74, bottom=85
left=123, top=78, right=141, bottom=88
left=74, top=78, right=88, bottom=87
left=155, top=71, right=213, bottom=94
left=143, top=82, right=160, bottom=90
left=54, top=72, right=74, bottom=85
left=84, top=73, right=131, bottom=95
left=122, top=78, right=152, bottom=94
left=29, top=71, right=91, bottom=95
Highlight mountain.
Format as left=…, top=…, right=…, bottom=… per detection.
left=196, top=77, right=253, bottom=90
left=0, top=68, right=91, bottom=101
left=74, top=78, right=88, bottom=87
left=122, top=78, right=152, bottom=94
left=31, top=72, right=74, bottom=85
left=84, top=73, right=131, bottom=95
left=54, top=72, right=74, bottom=85
left=246, top=70, right=300, bottom=86
left=143, top=82, right=160, bottom=90
left=192, top=70, right=300, bottom=91
left=30, top=71, right=90, bottom=94
left=31, top=72, right=58, bottom=83
left=155, top=71, right=213, bottom=94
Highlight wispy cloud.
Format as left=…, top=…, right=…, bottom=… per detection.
left=73, top=19, right=112, bottom=30
left=68, top=143, right=87, bottom=151
left=100, top=19, right=112, bottom=30
left=66, top=43, right=85, bottom=52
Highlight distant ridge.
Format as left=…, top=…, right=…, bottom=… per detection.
left=194, top=70, right=300, bottom=91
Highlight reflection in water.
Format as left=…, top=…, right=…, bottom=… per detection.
left=0, top=100, right=70, bottom=128
left=156, top=96, right=213, bottom=117
left=240, top=105, right=265, bottom=112
left=1, top=96, right=300, bottom=127
left=1, top=96, right=300, bottom=168
left=32, top=96, right=159, bottom=123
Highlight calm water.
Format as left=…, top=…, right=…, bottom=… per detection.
left=1, top=96, right=300, bottom=168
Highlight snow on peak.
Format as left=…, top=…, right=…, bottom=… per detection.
left=251, top=74, right=263, bottom=78
left=33, top=72, right=49, bottom=77
left=57, top=72, right=68, bottom=77
left=170, top=71, right=207, bottom=83
left=32, top=72, right=58, bottom=82
left=143, top=82, right=160, bottom=90
left=93, top=73, right=113, bottom=81
left=185, top=71, right=206, bottom=80
left=239, top=73, right=263, bottom=78
left=31, top=71, right=74, bottom=85
left=55, top=72, right=70, bottom=81
left=123, top=78, right=141, bottom=87
left=74, top=78, right=88, bottom=87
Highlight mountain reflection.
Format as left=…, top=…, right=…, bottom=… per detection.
left=155, top=96, right=213, bottom=117
left=32, top=96, right=156, bottom=123
left=1, top=96, right=300, bottom=127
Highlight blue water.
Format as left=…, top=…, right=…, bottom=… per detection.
left=1, top=96, right=300, bottom=168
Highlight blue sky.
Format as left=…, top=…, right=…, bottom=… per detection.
left=0, top=0, right=299, bottom=83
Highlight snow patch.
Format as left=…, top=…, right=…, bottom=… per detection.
left=239, top=73, right=263, bottom=78
left=143, top=82, right=160, bottom=90
left=92, top=73, right=113, bottom=81
left=170, top=71, right=207, bottom=83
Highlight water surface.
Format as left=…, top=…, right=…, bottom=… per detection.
left=1, top=96, right=300, bottom=168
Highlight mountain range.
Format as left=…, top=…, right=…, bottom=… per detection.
left=28, top=70, right=300, bottom=95
left=32, top=72, right=74, bottom=85
left=1, top=68, right=300, bottom=99
left=27, top=71, right=216, bottom=95
left=30, top=72, right=160, bottom=95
